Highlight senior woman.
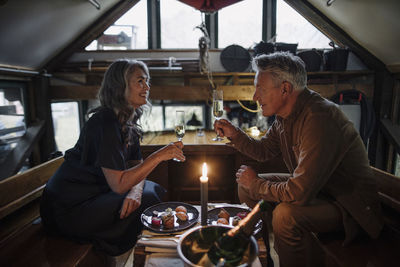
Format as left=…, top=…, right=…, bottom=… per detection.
left=40, top=59, right=185, bottom=256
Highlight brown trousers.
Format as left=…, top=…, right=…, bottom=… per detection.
left=238, top=173, right=343, bottom=267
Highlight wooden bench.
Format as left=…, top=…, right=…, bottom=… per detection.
left=317, top=167, right=400, bottom=267
left=0, top=157, right=132, bottom=267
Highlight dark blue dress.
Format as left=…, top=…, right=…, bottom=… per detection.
left=40, top=107, right=165, bottom=256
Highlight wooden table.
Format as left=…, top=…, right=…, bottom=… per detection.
left=133, top=204, right=268, bottom=267
left=139, top=130, right=287, bottom=204
left=141, top=130, right=230, bottom=145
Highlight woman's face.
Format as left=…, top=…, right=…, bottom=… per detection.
left=125, top=67, right=150, bottom=109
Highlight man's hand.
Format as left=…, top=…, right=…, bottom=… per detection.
left=213, top=119, right=239, bottom=140
left=235, top=165, right=258, bottom=189
left=120, top=189, right=142, bottom=219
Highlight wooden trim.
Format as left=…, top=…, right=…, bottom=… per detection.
left=0, top=186, right=44, bottom=220
left=284, top=0, right=386, bottom=71
left=380, top=119, right=400, bottom=155
left=0, top=156, right=64, bottom=207
left=50, top=85, right=99, bottom=100
left=387, top=64, right=400, bottom=74
left=263, top=0, right=276, bottom=42
left=147, top=0, right=161, bottom=49
left=45, top=1, right=141, bottom=72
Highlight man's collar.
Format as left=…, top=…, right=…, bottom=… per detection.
left=277, top=87, right=313, bottom=122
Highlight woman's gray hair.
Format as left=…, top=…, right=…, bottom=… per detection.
left=252, top=51, right=307, bottom=90
left=91, top=59, right=151, bottom=144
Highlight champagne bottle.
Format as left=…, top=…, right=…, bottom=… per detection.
left=207, top=200, right=268, bottom=266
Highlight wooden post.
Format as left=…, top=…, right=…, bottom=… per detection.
left=33, top=75, right=56, bottom=163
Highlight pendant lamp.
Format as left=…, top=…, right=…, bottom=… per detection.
left=178, top=0, right=243, bottom=13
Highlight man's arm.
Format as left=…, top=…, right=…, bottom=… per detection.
left=249, top=113, right=355, bottom=205
left=230, top=123, right=281, bottom=162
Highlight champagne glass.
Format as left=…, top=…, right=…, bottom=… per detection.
left=212, top=90, right=224, bottom=141
left=173, top=110, right=185, bottom=161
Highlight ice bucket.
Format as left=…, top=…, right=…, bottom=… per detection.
left=177, top=225, right=258, bottom=267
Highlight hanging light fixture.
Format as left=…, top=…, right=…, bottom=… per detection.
left=178, top=0, right=243, bottom=13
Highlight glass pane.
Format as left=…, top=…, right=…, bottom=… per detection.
left=395, top=153, right=400, bottom=177
left=51, top=102, right=80, bottom=153
left=141, top=105, right=164, bottom=132
left=218, top=0, right=262, bottom=49
left=86, top=1, right=148, bottom=50
left=276, top=0, right=331, bottom=49
left=0, top=87, right=26, bottom=164
left=161, top=0, right=203, bottom=48
left=165, top=106, right=204, bottom=130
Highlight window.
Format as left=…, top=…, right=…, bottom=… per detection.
left=0, top=86, right=26, bottom=164
left=395, top=153, right=400, bottom=177
left=141, top=105, right=164, bottom=132
left=218, top=0, right=262, bottom=49
left=51, top=102, right=80, bottom=153
left=276, top=0, right=331, bottom=49
left=140, top=103, right=205, bottom=132
left=165, top=105, right=204, bottom=130
left=86, top=0, right=148, bottom=50
left=160, top=0, right=203, bottom=48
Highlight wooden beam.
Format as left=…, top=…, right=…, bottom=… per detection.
left=45, top=0, right=141, bottom=72
left=380, top=119, right=400, bottom=156
left=284, top=0, right=386, bottom=71
left=49, top=85, right=255, bottom=101
left=33, top=76, right=57, bottom=163
left=49, top=82, right=373, bottom=101
left=49, top=85, right=99, bottom=100
left=0, top=121, right=45, bottom=180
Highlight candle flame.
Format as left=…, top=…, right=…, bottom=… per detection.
left=202, top=162, right=207, bottom=178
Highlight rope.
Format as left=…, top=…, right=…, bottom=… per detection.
left=236, top=100, right=261, bottom=113
left=196, top=16, right=215, bottom=106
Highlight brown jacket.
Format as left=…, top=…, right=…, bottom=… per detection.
left=231, top=88, right=383, bottom=239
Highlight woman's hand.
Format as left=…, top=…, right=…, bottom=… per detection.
left=120, top=190, right=142, bottom=219
left=156, top=141, right=185, bottom=162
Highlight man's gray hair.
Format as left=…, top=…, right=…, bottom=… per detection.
left=252, top=51, right=307, bottom=90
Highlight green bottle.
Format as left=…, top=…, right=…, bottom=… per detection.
left=207, top=200, right=268, bottom=266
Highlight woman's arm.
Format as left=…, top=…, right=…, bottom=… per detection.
left=119, top=180, right=145, bottom=219
left=102, top=141, right=184, bottom=194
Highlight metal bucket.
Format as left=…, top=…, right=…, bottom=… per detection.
left=177, top=225, right=258, bottom=267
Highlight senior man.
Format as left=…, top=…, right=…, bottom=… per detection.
left=214, top=52, right=383, bottom=267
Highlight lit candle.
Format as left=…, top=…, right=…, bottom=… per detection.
left=200, top=162, right=208, bottom=226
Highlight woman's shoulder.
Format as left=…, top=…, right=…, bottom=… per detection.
left=88, top=107, right=118, bottom=125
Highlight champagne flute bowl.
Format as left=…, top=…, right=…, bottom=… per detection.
left=173, top=110, right=185, bottom=161
left=212, top=90, right=224, bottom=141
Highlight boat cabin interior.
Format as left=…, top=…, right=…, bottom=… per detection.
left=0, top=0, right=400, bottom=266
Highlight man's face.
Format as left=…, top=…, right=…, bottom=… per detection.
left=253, top=71, right=286, bottom=117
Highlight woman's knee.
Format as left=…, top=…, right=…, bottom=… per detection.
left=141, top=180, right=166, bottom=206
